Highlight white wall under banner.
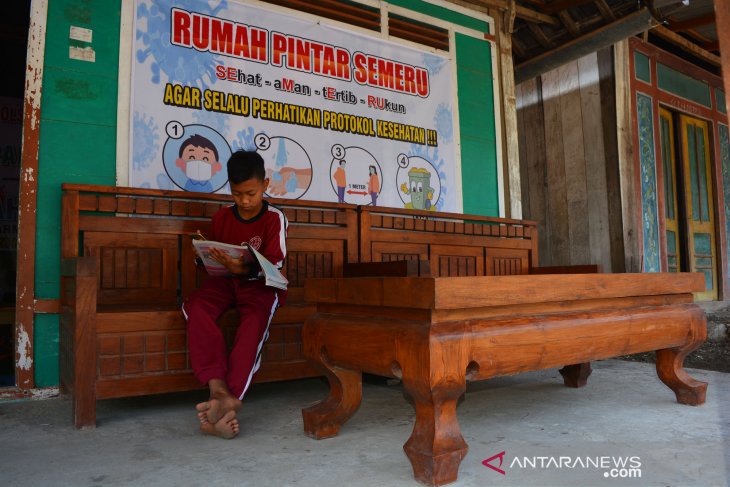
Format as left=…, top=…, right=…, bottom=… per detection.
left=130, top=0, right=460, bottom=212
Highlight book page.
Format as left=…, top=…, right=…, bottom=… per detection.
left=192, top=239, right=256, bottom=276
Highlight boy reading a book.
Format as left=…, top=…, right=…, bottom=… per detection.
left=182, top=150, right=287, bottom=439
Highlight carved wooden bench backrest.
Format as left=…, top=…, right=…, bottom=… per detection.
left=61, top=184, right=358, bottom=308
left=358, top=206, right=539, bottom=277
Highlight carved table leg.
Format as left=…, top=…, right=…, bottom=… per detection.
left=402, top=379, right=468, bottom=486
left=302, top=356, right=363, bottom=439
left=656, top=347, right=707, bottom=405
left=559, top=362, right=592, bottom=388
left=655, top=309, right=708, bottom=406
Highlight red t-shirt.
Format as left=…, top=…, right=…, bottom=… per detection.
left=210, top=201, right=288, bottom=270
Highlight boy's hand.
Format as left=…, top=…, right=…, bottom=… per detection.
left=208, top=247, right=250, bottom=276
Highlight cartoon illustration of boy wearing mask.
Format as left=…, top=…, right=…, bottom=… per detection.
left=175, top=134, right=223, bottom=192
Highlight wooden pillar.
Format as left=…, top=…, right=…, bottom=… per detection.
left=716, top=0, right=730, bottom=115
left=495, top=6, right=523, bottom=219
left=614, top=39, right=641, bottom=272
left=15, top=0, right=48, bottom=390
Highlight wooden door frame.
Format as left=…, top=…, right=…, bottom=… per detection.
left=679, top=114, right=718, bottom=300
left=14, top=0, right=48, bottom=390
left=658, top=107, right=681, bottom=272
left=628, top=37, right=729, bottom=299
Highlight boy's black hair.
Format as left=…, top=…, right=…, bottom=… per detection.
left=227, top=150, right=266, bottom=183
left=179, top=134, right=219, bottom=161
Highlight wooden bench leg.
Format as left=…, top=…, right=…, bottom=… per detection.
left=559, top=362, right=592, bottom=388
left=302, top=356, right=362, bottom=439
left=656, top=348, right=707, bottom=405
left=402, top=375, right=468, bottom=486
left=655, top=308, right=708, bottom=406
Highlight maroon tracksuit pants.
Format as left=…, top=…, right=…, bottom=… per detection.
left=182, top=276, right=281, bottom=399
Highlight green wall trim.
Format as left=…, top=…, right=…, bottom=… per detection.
left=456, top=33, right=498, bottom=217
left=36, top=0, right=121, bottom=302
left=657, top=62, right=711, bottom=108
left=634, top=51, right=650, bottom=83
left=34, top=314, right=59, bottom=387
left=387, top=0, right=490, bottom=33
left=717, top=88, right=727, bottom=114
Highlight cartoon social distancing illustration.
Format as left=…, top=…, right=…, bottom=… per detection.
left=329, top=145, right=382, bottom=205
left=333, top=159, right=347, bottom=203
left=368, top=165, right=380, bottom=206
left=162, top=122, right=231, bottom=193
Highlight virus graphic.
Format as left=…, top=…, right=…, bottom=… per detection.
left=156, top=172, right=174, bottom=190
left=135, top=0, right=228, bottom=88
left=193, top=109, right=230, bottom=136
left=132, top=111, right=160, bottom=171
left=422, top=53, right=447, bottom=76
left=409, top=143, right=448, bottom=212
left=434, top=104, right=453, bottom=143
left=231, top=127, right=258, bottom=152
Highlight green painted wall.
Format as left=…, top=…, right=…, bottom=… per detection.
left=388, top=0, right=490, bottom=32
left=34, top=0, right=120, bottom=386
left=456, top=33, right=499, bottom=216
left=32, top=0, right=499, bottom=386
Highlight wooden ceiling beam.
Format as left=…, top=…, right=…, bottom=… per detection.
left=594, top=0, right=616, bottom=21
left=558, top=10, right=580, bottom=36
left=527, top=22, right=555, bottom=49
left=667, top=13, right=715, bottom=32
left=515, top=5, right=562, bottom=26
left=449, top=0, right=562, bottom=26
left=511, top=34, right=529, bottom=59
left=651, top=24, right=721, bottom=67
left=515, top=8, right=657, bottom=83
left=541, top=0, right=595, bottom=15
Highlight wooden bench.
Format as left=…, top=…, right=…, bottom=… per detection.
left=301, top=274, right=707, bottom=486
left=59, top=184, right=357, bottom=428
left=58, top=183, right=570, bottom=429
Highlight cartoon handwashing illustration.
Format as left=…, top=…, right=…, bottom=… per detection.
left=400, top=167, right=435, bottom=210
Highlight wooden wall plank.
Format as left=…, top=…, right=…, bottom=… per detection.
left=578, top=53, right=613, bottom=272
left=520, top=78, right=549, bottom=266
left=541, top=68, right=571, bottom=264
left=598, top=46, right=626, bottom=273
left=515, top=83, right=531, bottom=220
left=558, top=61, right=590, bottom=265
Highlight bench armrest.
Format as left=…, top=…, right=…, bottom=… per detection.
left=60, top=256, right=99, bottom=428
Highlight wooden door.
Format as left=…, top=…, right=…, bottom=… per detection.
left=680, top=115, right=717, bottom=300
left=659, top=108, right=681, bottom=272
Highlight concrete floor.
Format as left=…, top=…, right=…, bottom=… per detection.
left=1, top=359, right=728, bottom=487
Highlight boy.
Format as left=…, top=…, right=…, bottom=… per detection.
left=182, top=150, right=287, bottom=439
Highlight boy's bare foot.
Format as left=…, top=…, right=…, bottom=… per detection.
left=196, top=395, right=242, bottom=424
left=196, top=379, right=242, bottom=425
left=199, top=410, right=240, bottom=439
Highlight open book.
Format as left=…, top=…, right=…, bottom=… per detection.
left=192, top=239, right=288, bottom=290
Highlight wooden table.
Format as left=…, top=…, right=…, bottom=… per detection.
left=301, top=274, right=707, bottom=486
